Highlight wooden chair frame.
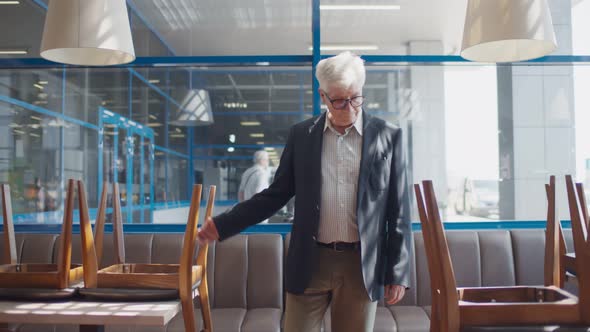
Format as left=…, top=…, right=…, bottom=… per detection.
left=79, top=182, right=214, bottom=332
left=564, top=175, right=590, bottom=323
left=0, top=179, right=83, bottom=290
left=543, top=175, right=567, bottom=288
left=415, top=180, right=582, bottom=332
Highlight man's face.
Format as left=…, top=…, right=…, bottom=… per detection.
left=260, top=157, right=269, bottom=169
left=320, top=86, right=363, bottom=129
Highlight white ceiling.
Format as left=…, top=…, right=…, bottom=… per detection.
left=128, top=0, right=469, bottom=56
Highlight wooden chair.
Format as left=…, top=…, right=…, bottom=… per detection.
left=93, top=181, right=125, bottom=267
left=564, top=175, right=590, bottom=322
left=415, top=180, right=583, bottom=332
left=0, top=180, right=83, bottom=299
left=78, top=182, right=214, bottom=332
left=544, top=175, right=567, bottom=288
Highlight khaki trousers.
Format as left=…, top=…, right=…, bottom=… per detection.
left=283, top=245, right=378, bottom=332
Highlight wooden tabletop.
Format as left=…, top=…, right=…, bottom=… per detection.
left=0, top=299, right=181, bottom=327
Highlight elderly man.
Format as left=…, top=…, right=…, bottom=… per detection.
left=198, top=51, right=411, bottom=332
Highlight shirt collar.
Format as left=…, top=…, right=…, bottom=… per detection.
left=323, top=110, right=363, bottom=136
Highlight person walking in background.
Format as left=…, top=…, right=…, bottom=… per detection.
left=197, top=51, right=411, bottom=332
left=238, top=150, right=271, bottom=202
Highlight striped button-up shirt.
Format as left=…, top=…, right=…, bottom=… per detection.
left=317, top=112, right=363, bottom=243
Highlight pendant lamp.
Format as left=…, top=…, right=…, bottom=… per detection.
left=40, top=0, right=135, bottom=66
left=461, top=0, right=557, bottom=63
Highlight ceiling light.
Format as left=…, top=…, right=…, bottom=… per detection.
left=148, top=79, right=160, bottom=84
left=38, top=81, right=48, bottom=85
left=149, top=114, right=157, bottom=120
left=320, top=4, right=400, bottom=10
left=264, top=147, right=275, bottom=152
left=224, top=102, right=248, bottom=109
left=33, top=84, right=44, bottom=90
left=169, top=89, right=214, bottom=126
left=461, top=0, right=557, bottom=62
left=227, top=147, right=235, bottom=152
left=229, top=134, right=236, bottom=143
left=147, top=123, right=163, bottom=127
left=256, top=141, right=265, bottom=145
left=170, top=134, right=185, bottom=138
left=0, top=1, right=20, bottom=4
left=13, top=129, right=25, bottom=135
left=250, top=133, right=265, bottom=138
left=40, top=0, right=135, bottom=66
left=309, top=45, right=378, bottom=51
left=0, top=50, right=27, bottom=55
left=240, top=121, right=261, bottom=126
left=29, top=133, right=40, bottom=138
left=30, top=115, right=42, bottom=121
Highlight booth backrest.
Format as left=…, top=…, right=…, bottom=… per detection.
left=1, top=228, right=576, bottom=310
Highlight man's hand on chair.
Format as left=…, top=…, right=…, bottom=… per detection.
left=197, top=217, right=220, bottom=245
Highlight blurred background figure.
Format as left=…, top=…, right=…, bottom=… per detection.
left=238, top=150, right=271, bottom=203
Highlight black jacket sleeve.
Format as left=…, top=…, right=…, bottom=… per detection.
left=213, top=126, right=296, bottom=240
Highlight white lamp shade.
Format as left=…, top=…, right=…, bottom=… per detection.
left=40, top=0, right=135, bottom=66
left=169, top=89, right=214, bottom=127
left=460, top=0, right=557, bottom=63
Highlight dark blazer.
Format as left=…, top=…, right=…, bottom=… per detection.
left=213, top=111, right=412, bottom=301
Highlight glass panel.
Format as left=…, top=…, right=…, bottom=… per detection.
left=0, top=102, right=62, bottom=224
left=66, top=68, right=129, bottom=125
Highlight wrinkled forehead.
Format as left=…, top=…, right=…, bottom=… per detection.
left=324, top=84, right=363, bottom=98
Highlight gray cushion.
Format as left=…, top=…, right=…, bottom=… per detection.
left=241, top=308, right=282, bottom=332
left=247, top=234, right=283, bottom=309
left=211, top=308, right=247, bottom=332
left=478, top=231, right=515, bottom=286
left=374, top=307, right=397, bottom=332
left=510, top=229, right=546, bottom=286
left=389, top=306, right=430, bottom=332
left=20, top=234, right=56, bottom=263
left=214, top=236, right=248, bottom=308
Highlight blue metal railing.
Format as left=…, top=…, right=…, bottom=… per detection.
left=0, top=220, right=574, bottom=236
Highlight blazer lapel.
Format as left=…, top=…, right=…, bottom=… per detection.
left=357, top=111, right=378, bottom=201
left=308, top=112, right=326, bottom=202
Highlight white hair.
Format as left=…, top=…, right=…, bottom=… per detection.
left=253, top=150, right=269, bottom=164
left=315, top=51, right=366, bottom=92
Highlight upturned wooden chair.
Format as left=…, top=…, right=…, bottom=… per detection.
left=0, top=179, right=83, bottom=299
left=78, top=182, right=214, bottom=332
left=544, top=175, right=567, bottom=288
left=415, top=180, right=585, bottom=332
left=564, top=175, right=590, bottom=322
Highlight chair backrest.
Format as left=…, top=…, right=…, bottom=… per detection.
left=77, top=180, right=99, bottom=288
left=179, top=184, right=213, bottom=296
left=195, top=186, right=215, bottom=270
left=55, top=179, right=76, bottom=288
left=414, top=181, right=460, bottom=332
left=564, top=175, right=590, bottom=323
left=94, top=182, right=124, bottom=266
left=1, top=184, right=17, bottom=265
left=544, top=175, right=566, bottom=288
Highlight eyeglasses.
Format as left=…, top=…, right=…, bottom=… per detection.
left=322, top=91, right=365, bottom=110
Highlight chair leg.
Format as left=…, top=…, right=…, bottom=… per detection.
left=198, top=281, right=213, bottom=332
left=180, top=294, right=197, bottom=332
